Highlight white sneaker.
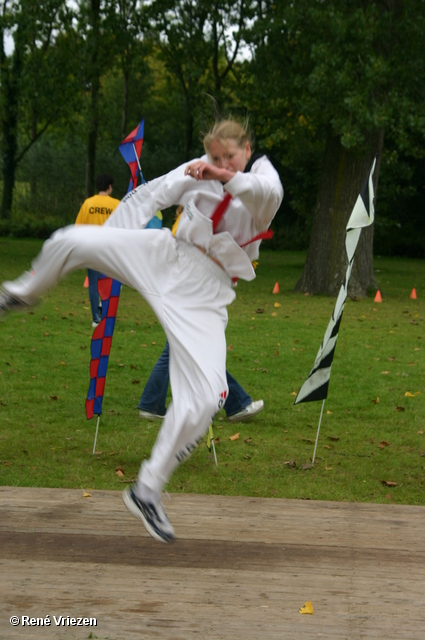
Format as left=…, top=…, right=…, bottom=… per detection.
left=139, top=410, right=165, bottom=420
left=227, top=399, right=264, bottom=423
left=92, top=321, right=100, bottom=328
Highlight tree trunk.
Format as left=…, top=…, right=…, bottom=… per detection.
left=121, top=65, right=129, bottom=141
left=85, top=75, right=100, bottom=198
left=85, top=0, right=101, bottom=198
left=294, top=129, right=384, bottom=297
left=30, top=109, right=38, bottom=198
left=0, top=46, right=22, bottom=222
left=184, top=107, right=193, bottom=161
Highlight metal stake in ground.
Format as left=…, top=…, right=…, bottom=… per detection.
left=312, top=399, right=326, bottom=464
left=93, top=415, right=100, bottom=454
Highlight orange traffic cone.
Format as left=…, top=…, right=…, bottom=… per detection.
left=272, top=282, right=280, bottom=294
left=83, top=276, right=89, bottom=288
left=410, top=288, right=417, bottom=299
left=374, top=290, right=382, bottom=303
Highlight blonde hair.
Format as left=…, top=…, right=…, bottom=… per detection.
left=203, top=119, right=253, bottom=156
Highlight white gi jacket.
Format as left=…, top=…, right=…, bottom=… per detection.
left=105, top=154, right=283, bottom=281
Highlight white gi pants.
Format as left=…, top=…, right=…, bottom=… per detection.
left=4, top=225, right=236, bottom=495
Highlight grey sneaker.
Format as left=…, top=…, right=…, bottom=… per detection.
left=227, top=399, right=265, bottom=423
left=0, top=288, right=28, bottom=316
left=122, top=485, right=175, bottom=543
left=139, top=409, right=166, bottom=420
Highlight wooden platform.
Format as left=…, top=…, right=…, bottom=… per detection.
left=0, top=486, right=424, bottom=639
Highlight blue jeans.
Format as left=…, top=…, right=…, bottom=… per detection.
left=138, top=341, right=252, bottom=417
left=87, top=268, right=101, bottom=323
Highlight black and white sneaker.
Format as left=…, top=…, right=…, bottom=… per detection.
left=122, top=485, right=175, bottom=543
left=0, top=288, right=28, bottom=316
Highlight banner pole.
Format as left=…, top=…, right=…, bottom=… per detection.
left=312, top=399, right=326, bottom=464
left=132, top=142, right=142, bottom=173
left=93, top=415, right=100, bottom=454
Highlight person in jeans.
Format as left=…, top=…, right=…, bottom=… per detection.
left=138, top=339, right=264, bottom=423
left=75, top=174, right=120, bottom=327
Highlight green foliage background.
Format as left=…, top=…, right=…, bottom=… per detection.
left=1, top=0, right=425, bottom=256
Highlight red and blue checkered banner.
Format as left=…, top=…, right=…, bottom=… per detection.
left=119, top=119, right=144, bottom=192
left=86, top=276, right=121, bottom=419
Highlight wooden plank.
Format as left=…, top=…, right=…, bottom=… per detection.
left=0, top=486, right=424, bottom=639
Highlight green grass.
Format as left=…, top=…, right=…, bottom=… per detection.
left=1, top=237, right=425, bottom=505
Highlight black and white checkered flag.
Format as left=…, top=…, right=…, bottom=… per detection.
left=294, top=157, right=377, bottom=406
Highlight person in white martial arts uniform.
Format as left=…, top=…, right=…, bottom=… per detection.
left=0, top=119, right=283, bottom=543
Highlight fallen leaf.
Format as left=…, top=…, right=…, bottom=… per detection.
left=244, top=454, right=251, bottom=460
left=227, top=344, right=233, bottom=351
left=372, top=397, right=380, bottom=404
left=380, top=480, right=397, bottom=487
left=255, top=308, right=264, bottom=314
left=328, top=436, right=339, bottom=441
left=290, top=391, right=297, bottom=396
left=244, top=437, right=252, bottom=443
left=229, top=433, right=240, bottom=441
left=299, top=602, right=314, bottom=615
left=379, top=441, right=390, bottom=449
left=50, top=395, right=58, bottom=400
left=396, top=406, right=405, bottom=412
left=326, top=410, right=332, bottom=415
left=116, top=469, right=125, bottom=477
left=323, top=445, right=331, bottom=450
left=418, top=430, right=424, bottom=435
left=302, top=463, right=314, bottom=470
left=115, top=465, right=124, bottom=472
left=271, top=312, right=278, bottom=316
left=82, top=491, right=91, bottom=498
left=405, top=392, right=415, bottom=397
left=381, top=371, right=390, bottom=375
left=131, top=379, right=140, bottom=384
left=284, top=460, right=297, bottom=468
left=274, top=302, right=282, bottom=308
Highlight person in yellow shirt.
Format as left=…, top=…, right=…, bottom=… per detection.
left=75, top=174, right=120, bottom=326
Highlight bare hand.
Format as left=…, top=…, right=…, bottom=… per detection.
left=185, top=161, right=234, bottom=183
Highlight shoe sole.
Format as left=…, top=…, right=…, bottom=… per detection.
left=122, top=489, right=174, bottom=543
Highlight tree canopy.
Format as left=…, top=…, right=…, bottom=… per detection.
left=1, top=0, right=425, bottom=289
